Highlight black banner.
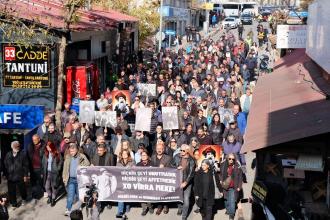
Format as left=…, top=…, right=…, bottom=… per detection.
left=77, top=167, right=183, bottom=203
left=2, top=44, right=51, bottom=88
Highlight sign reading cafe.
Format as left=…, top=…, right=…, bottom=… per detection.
left=2, top=44, right=51, bottom=88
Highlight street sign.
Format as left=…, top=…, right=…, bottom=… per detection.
left=165, top=30, right=176, bottom=36
left=156, top=31, right=165, bottom=41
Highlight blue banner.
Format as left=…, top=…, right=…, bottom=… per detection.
left=0, top=105, right=44, bottom=129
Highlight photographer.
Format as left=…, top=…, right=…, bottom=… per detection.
left=84, top=184, right=100, bottom=220
left=0, top=197, right=9, bottom=220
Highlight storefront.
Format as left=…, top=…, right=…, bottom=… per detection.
left=242, top=49, right=330, bottom=220
left=0, top=104, right=44, bottom=169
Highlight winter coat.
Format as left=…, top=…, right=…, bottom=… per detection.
left=170, top=155, right=196, bottom=184
left=219, top=161, right=243, bottom=201
left=4, top=151, right=29, bottom=181
left=91, top=152, right=115, bottom=166
left=209, top=123, right=225, bottom=145
left=41, top=153, right=63, bottom=188
left=194, top=169, right=221, bottom=207
left=62, top=153, right=90, bottom=185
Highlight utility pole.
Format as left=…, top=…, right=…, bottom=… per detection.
left=158, top=0, right=164, bottom=52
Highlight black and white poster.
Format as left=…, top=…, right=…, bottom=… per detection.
left=77, top=167, right=183, bottom=203
left=95, top=111, right=117, bottom=128
left=162, top=106, right=179, bottom=130
left=135, top=108, right=152, bottom=132
left=137, top=83, right=157, bottom=97
left=79, top=101, right=95, bottom=124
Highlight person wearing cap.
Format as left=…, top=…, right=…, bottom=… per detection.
left=222, top=120, right=243, bottom=144
left=60, top=132, right=72, bottom=156
left=170, top=144, right=196, bottom=219
left=4, top=141, right=29, bottom=208
left=194, top=159, right=222, bottom=220
left=62, top=143, right=90, bottom=216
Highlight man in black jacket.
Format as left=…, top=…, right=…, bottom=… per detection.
left=150, top=143, right=172, bottom=215
left=4, top=141, right=29, bottom=207
left=91, top=144, right=115, bottom=166
left=171, top=144, right=196, bottom=220
left=27, top=134, right=46, bottom=200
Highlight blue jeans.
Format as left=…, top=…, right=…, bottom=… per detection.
left=178, top=184, right=192, bottom=219
left=66, top=177, right=78, bottom=211
left=117, top=202, right=130, bottom=215
left=225, top=188, right=236, bottom=217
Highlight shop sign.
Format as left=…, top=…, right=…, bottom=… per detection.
left=276, top=25, right=307, bottom=49
left=252, top=180, right=268, bottom=203
left=0, top=104, right=44, bottom=129
left=2, top=44, right=51, bottom=88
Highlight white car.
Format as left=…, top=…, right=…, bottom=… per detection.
left=222, top=17, right=238, bottom=29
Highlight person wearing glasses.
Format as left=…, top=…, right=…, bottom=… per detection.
left=220, top=153, right=243, bottom=220
left=194, top=159, right=222, bottom=220
left=170, top=144, right=196, bottom=220
left=37, top=115, right=52, bottom=140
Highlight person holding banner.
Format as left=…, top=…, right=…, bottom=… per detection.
left=171, top=144, right=196, bottom=220
left=194, top=159, right=222, bottom=220
left=136, top=149, right=154, bottom=216
left=151, top=143, right=172, bottom=215
left=116, top=149, right=135, bottom=218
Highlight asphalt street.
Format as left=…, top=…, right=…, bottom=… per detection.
left=5, top=20, right=265, bottom=220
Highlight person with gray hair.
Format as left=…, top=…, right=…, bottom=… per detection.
left=4, top=141, right=29, bottom=208
left=170, top=144, right=196, bottom=220
left=62, top=143, right=90, bottom=216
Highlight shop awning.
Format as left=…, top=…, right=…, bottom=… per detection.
left=241, top=49, right=330, bottom=153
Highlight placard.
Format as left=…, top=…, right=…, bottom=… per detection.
left=276, top=25, right=307, bottom=49
left=135, top=108, right=152, bottom=132
left=95, top=111, right=117, bottom=128
left=137, top=83, right=157, bottom=97
left=197, top=145, right=223, bottom=168
left=79, top=101, right=95, bottom=124
left=162, top=106, right=179, bottom=130
left=111, top=90, right=131, bottom=113
left=77, top=167, right=183, bottom=202
left=2, top=44, right=51, bottom=88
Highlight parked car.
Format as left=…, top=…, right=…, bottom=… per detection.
left=240, top=13, right=253, bottom=25
left=222, top=17, right=238, bottom=29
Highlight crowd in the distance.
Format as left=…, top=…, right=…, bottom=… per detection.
left=0, top=25, right=272, bottom=220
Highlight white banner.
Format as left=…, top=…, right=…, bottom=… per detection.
left=95, top=111, right=117, bottom=128
left=276, top=25, right=307, bottom=49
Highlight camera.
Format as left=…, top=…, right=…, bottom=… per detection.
left=84, top=184, right=98, bottom=208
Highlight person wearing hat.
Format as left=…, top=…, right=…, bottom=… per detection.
left=194, top=159, right=222, bottom=220
left=222, top=120, right=243, bottom=144
left=113, top=91, right=129, bottom=114
left=63, top=143, right=90, bottom=216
